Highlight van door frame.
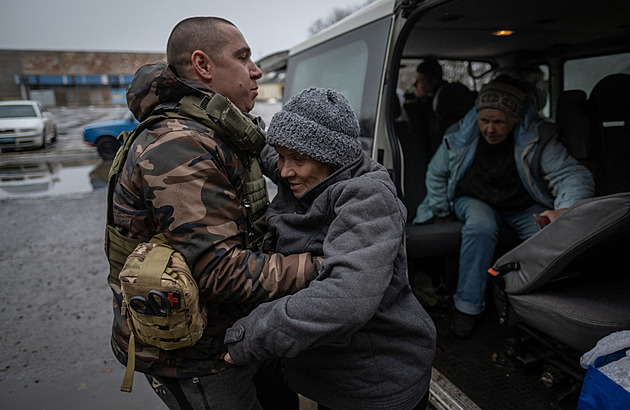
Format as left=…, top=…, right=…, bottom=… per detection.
left=383, top=0, right=453, bottom=197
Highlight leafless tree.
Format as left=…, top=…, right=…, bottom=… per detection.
left=308, top=1, right=377, bottom=36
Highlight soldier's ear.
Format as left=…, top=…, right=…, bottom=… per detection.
left=191, top=50, right=213, bottom=80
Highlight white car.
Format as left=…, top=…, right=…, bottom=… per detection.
left=0, top=100, right=57, bottom=150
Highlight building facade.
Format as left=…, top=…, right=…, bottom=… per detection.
left=0, top=50, right=165, bottom=107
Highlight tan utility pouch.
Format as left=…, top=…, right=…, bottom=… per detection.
left=118, top=235, right=207, bottom=392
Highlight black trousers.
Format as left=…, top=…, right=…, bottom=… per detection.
left=146, top=359, right=298, bottom=410
left=317, top=389, right=430, bottom=410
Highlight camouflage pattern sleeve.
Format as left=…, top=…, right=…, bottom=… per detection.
left=114, top=119, right=320, bottom=305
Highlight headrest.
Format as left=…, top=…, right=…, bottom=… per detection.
left=556, top=90, right=596, bottom=160
left=432, top=82, right=475, bottom=120
left=589, top=73, right=630, bottom=122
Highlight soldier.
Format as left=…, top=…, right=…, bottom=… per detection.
left=107, top=17, right=321, bottom=409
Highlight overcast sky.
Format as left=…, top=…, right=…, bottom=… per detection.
left=0, top=0, right=365, bottom=61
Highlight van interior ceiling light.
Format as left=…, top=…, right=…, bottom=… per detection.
left=492, top=29, right=515, bottom=36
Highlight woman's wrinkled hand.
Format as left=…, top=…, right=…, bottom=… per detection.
left=224, top=352, right=235, bottom=364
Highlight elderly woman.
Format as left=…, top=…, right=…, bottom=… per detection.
left=413, top=75, right=594, bottom=338
left=224, top=88, right=436, bottom=410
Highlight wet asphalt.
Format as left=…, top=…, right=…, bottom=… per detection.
left=0, top=188, right=166, bottom=409
left=0, top=104, right=167, bottom=408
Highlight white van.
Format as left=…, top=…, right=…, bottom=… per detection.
left=277, top=0, right=630, bottom=408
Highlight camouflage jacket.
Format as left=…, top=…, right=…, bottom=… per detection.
left=109, top=62, right=319, bottom=378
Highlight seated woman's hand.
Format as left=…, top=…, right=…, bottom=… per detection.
left=540, top=208, right=566, bottom=223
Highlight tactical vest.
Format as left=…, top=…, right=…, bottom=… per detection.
left=105, top=93, right=270, bottom=285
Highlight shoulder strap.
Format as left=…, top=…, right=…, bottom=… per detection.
left=176, top=94, right=266, bottom=166
left=153, top=93, right=269, bottom=233
left=105, top=114, right=167, bottom=284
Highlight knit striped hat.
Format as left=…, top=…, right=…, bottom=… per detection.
left=476, top=77, right=527, bottom=120
left=266, top=87, right=362, bottom=168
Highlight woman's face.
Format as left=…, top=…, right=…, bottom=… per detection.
left=276, top=146, right=337, bottom=198
left=477, top=108, right=517, bottom=145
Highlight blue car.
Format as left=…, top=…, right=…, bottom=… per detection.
left=82, top=111, right=138, bottom=159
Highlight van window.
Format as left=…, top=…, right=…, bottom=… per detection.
left=284, top=17, right=392, bottom=149
left=397, top=59, right=493, bottom=95
left=564, top=52, right=630, bottom=95
left=289, top=41, right=368, bottom=115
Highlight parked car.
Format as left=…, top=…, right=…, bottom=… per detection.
left=279, top=0, right=630, bottom=408
left=82, top=110, right=138, bottom=159
left=0, top=100, right=57, bottom=150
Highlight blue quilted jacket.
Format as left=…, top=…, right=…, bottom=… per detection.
left=413, top=96, right=595, bottom=224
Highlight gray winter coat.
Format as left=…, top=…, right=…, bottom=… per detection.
left=225, top=152, right=436, bottom=410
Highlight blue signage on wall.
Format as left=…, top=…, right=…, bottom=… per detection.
left=111, top=88, right=126, bottom=104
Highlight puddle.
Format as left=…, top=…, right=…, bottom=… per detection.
left=0, top=159, right=110, bottom=199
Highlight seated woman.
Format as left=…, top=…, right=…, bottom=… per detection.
left=223, top=87, right=436, bottom=410
left=412, top=75, right=594, bottom=339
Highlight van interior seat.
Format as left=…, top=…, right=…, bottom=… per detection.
left=406, top=220, right=463, bottom=258
left=404, top=82, right=475, bottom=259
left=507, top=263, right=630, bottom=353
left=492, top=192, right=630, bottom=353
left=589, top=73, right=630, bottom=123
left=493, top=72, right=630, bottom=354
left=556, top=90, right=597, bottom=162
left=588, top=73, right=630, bottom=195
left=555, top=89, right=603, bottom=192
left=432, top=82, right=477, bottom=137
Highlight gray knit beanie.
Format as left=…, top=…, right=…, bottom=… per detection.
left=476, top=76, right=527, bottom=120
left=266, top=87, right=362, bottom=168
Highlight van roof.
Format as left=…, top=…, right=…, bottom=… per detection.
left=404, top=0, right=630, bottom=62
left=289, top=0, right=630, bottom=64
left=289, top=0, right=396, bottom=56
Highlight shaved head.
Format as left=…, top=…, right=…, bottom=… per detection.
left=166, top=17, right=235, bottom=77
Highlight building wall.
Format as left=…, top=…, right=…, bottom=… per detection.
left=258, top=82, right=283, bottom=101
left=0, top=50, right=165, bottom=106
left=0, top=50, right=27, bottom=100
